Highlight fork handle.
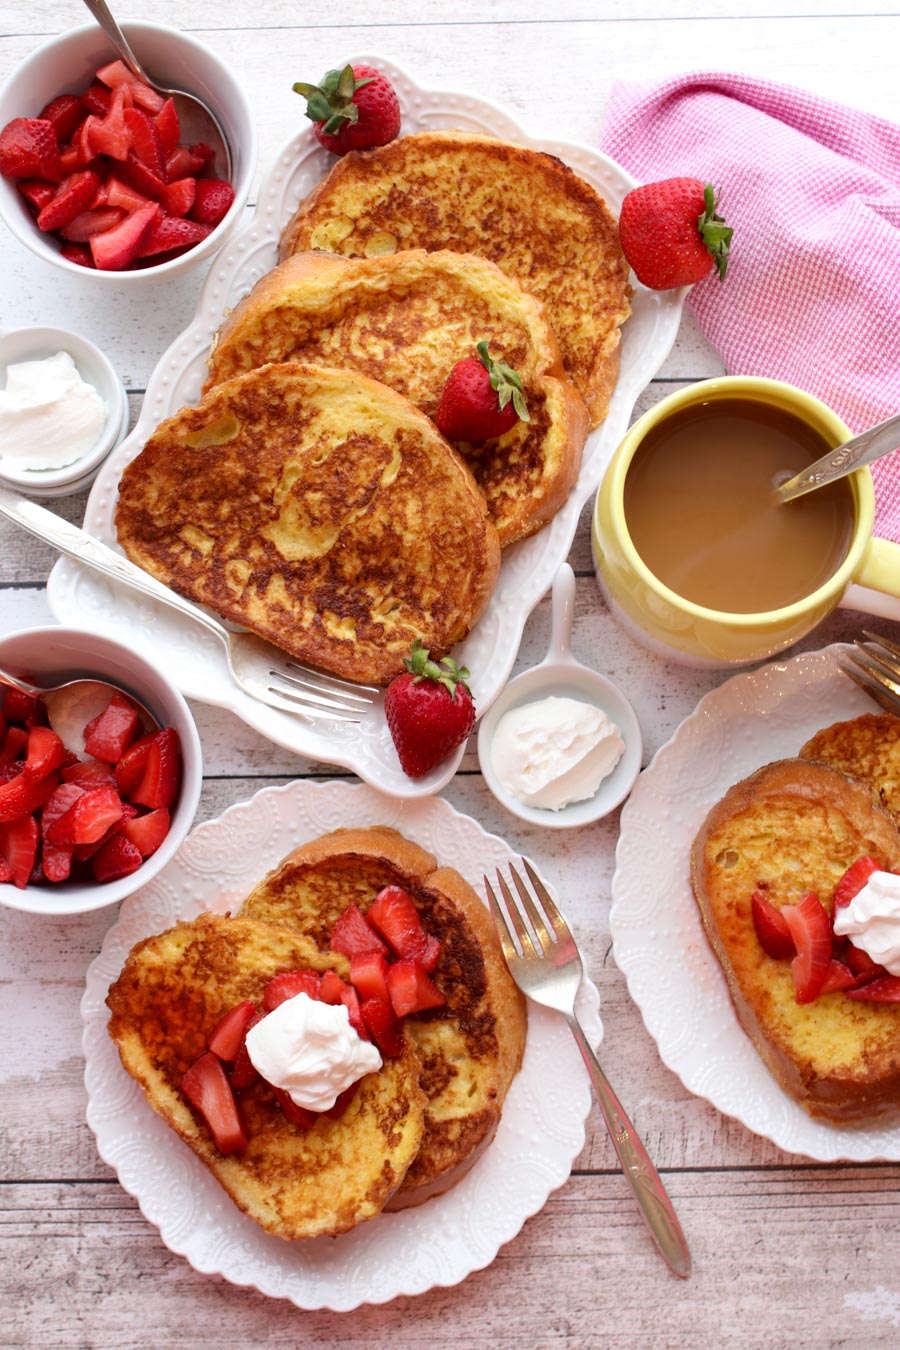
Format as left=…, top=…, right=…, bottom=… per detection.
left=0, top=485, right=230, bottom=650
left=566, top=1012, right=691, bottom=1278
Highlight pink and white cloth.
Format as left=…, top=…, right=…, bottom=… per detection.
left=601, top=72, right=900, bottom=541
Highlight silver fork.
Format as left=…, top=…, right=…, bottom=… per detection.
left=839, top=631, right=900, bottom=716
left=485, top=860, right=691, bottom=1279
left=0, top=485, right=376, bottom=723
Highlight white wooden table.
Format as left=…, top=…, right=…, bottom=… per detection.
left=3, top=2, right=900, bottom=1343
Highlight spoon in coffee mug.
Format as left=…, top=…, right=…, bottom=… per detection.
left=80, top=0, right=232, bottom=182
left=774, top=408, right=900, bottom=504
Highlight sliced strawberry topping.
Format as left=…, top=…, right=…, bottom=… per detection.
left=83, top=691, right=141, bottom=762
left=330, top=903, right=387, bottom=958
left=105, top=175, right=152, bottom=212
left=230, top=1012, right=264, bottom=1090
left=61, top=757, right=116, bottom=788
left=3, top=688, right=40, bottom=724
left=181, top=1051, right=248, bottom=1153
left=262, top=969, right=321, bottom=1012
left=190, top=178, right=234, bottom=227
left=123, top=106, right=165, bottom=177
left=360, top=997, right=404, bottom=1058
left=40, top=94, right=86, bottom=144
left=40, top=782, right=84, bottom=882
left=96, top=61, right=165, bottom=114
left=367, top=885, right=441, bottom=971
left=118, top=152, right=167, bottom=201
left=386, top=958, right=446, bottom=1017
left=751, top=890, right=795, bottom=960
left=349, top=950, right=391, bottom=1004
left=81, top=83, right=112, bottom=117
left=318, top=969, right=351, bottom=1004
left=0, top=118, right=62, bottom=182
left=86, top=85, right=131, bottom=161
left=129, top=727, right=181, bottom=809
left=270, top=1085, right=317, bottom=1130
left=781, top=892, right=832, bottom=1004
left=0, top=814, right=40, bottom=888
left=137, top=212, right=211, bottom=258
left=818, top=959, right=859, bottom=995
left=833, top=856, right=882, bottom=910
left=154, top=99, right=180, bottom=154
left=208, top=1000, right=258, bottom=1061
left=60, top=207, right=125, bottom=242
left=340, top=984, right=365, bottom=1036
left=843, top=944, right=887, bottom=981
left=119, top=807, right=170, bottom=858
left=0, top=725, right=28, bottom=764
left=846, top=975, right=900, bottom=1002
left=47, top=785, right=123, bottom=846
left=91, top=831, right=143, bottom=882
left=17, top=178, right=56, bottom=212
left=161, top=176, right=196, bottom=218
left=37, top=169, right=100, bottom=232
left=22, top=725, right=67, bottom=781
left=60, top=241, right=97, bottom=268
left=90, top=202, right=159, bottom=270
left=0, top=771, right=58, bottom=823
left=114, top=731, right=154, bottom=796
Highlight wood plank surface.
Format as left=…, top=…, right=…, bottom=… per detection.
left=3, top=0, right=900, bottom=1344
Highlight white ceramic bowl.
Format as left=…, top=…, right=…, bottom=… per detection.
left=0, top=22, right=256, bottom=282
left=0, top=326, right=129, bottom=496
left=0, top=626, right=202, bottom=915
left=477, top=564, right=643, bottom=828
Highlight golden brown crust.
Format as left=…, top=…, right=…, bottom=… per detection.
left=691, top=758, right=900, bottom=1123
left=240, top=826, right=527, bottom=1198
left=204, top=248, right=589, bottom=546
left=800, top=713, right=900, bottom=822
left=114, top=361, right=500, bottom=685
left=106, top=913, right=426, bottom=1240
left=279, top=131, right=631, bottom=427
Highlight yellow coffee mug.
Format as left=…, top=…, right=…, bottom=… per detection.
left=592, top=375, right=900, bottom=666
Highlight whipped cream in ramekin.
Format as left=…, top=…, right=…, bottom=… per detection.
left=0, top=351, right=106, bottom=474
left=491, top=694, right=624, bottom=811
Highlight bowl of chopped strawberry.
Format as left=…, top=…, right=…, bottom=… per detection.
left=0, top=22, right=255, bottom=279
left=0, top=626, right=202, bottom=914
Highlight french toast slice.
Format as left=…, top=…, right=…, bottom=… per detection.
left=239, top=826, right=528, bottom=1205
left=114, top=360, right=500, bottom=685
left=204, top=249, right=590, bottom=546
left=800, top=712, right=900, bottom=822
left=106, top=912, right=427, bottom=1240
left=691, top=758, right=900, bottom=1123
left=279, top=131, right=631, bottom=427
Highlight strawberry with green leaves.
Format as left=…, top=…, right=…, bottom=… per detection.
left=293, top=63, right=400, bottom=157
left=385, top=640, right=476, bottom=779
left=618, top=178, right=733, bottom=290
left=435, top=340, right=530, bottom=443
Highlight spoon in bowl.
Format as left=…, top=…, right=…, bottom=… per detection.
left=774, top=408, right=900, bottom=504
left=0, top=666, right=158, bottom=757
left=80, top=0, right=232, bottom=182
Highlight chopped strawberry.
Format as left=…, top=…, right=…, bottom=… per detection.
left=262, top=969, right=321, bottom=1012
left=0, top=813, right=40, bottom=889
left=40, top=782, right=84, bottom=883
left=61, top=757, right=116, bottom=787
left=208, top=1000, right=258, bottom=1061
left=0, top=118, right=62, bottom=182
left=189, top=178, right=234, bottom=228
left=40, top=95, right=86, bottom=145
left=3, top=689, right=40, bottom=724
left=360, top=997, right=404, bottom=1058
left=114, top=731, right=155, bottom=795
left=818, top=959, right=859, bottom=994
left=844, top=943, right=887, bottom=981
left=164, top=146, right=195, bottom=181
left=118, top=152, right=167, bottom=200
left=60, top=240, right=96, bottom=267
left=47, top=785, right=124, bottom=846
left=86, top=85, right=131, bottom=161
left=833, top=856, right=882, bottom=910
left=367, top=885, right=441, bottom=971
left=81, top=83, right=112, bottom=117
left=781, top=892, right=832, bottom=1004
left=270, top=1085, right=317, bottom=1130
left=0, top=856, right=12, bottom=883
left=74, top=801, right=137, bottom=862
left=106, top=176, right=152, bottom=213
left=0, top=771, right=58, bottom=823
left=181, top=1051, right=248, bottom=1153
left=0, top=764, right=20, bottom=785
left=846, top=975, right=900, bottom=1002
left=22, top=725, right=67, bottom=781
left=349, top=950, right=391, bottom=1003
left=91, top=831, right=142, bottom=882
left=386, top=958, right=446, bottom=1017
left=60, top=207, right=124, bottom=242
left=90, top=202, right=159, bottom=270
left=318, top=969, right=351, bottom=1004
left=330, top=903, right=387, bottom=958
left=123, top=107, right=165, bottom=177
left=188, top=142, right=216, bottom=173
left=137, top=212, right=211, bottom=258
left=96, top=61, right=164, bottom=114
left=154, top=98, right=180, bottom=154
left=0, top=725, right=28, bottom=764
left=230, top=1010, right=265, bottom=1090
left=17, top=178, right=56, bottom=212
left=83, top=691, right=141, bottom=762
left=37, top=168, right=100, bottom=231
left=129, top=727, right=181, bottom=808
left=750, top=890, right=796, bottom=960
left=340, top=984, right=366, bottom=1036
left=161, top=176, right=195, bottom=218
left=119, top=807, right=170, bottom=858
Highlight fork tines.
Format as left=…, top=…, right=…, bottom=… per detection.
left=839, top=631, right=900, bottom=716
left=485, top=859, right=572, bottom=960
left=266, top=661, right=378, bottom=722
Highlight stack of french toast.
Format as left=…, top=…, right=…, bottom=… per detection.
left=106, top=825, right=527, bottom=1240
left=114, top=130, right=631, bottom=684
left=691, top=712, right=900, bottom=1124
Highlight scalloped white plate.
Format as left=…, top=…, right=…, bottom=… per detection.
left=47, top=56, right=683, bottom=796
left=82, top=780, right=602, bottom=1310
left=610, top=643, right=900, bottom=1162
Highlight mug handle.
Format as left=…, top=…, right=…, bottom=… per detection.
left=839, top=537, right=900, bottom=623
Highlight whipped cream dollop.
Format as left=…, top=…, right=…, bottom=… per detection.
left=0, top=351, right=106, bottom=474
left=833, top=870, right=900, bottom=975
left=245, top=991, right=382, bottom=1111
left=491, top=694, right=624, bottom=811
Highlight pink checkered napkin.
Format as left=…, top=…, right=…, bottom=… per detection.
left=601, top=72, right=900, bottom=542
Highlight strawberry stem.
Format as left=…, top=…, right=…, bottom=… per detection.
left=476, top=340, right=530, bottom=423
left=293, top=64, right=374, bottom=132
left=698, top=183, right=733, bottom=281
left=404, top=639, right=472, bottom=699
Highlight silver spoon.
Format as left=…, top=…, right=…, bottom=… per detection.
left=774, top=408, right=900, bottom=504
left=0, top=667, right=159, bottom=755
left=80, top=0, right=232, bottom=182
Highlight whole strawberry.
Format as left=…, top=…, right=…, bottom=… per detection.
left=293, top=63, right=400, bottom=157
left=385, top=640, right=476, bottom=779
left=435, top=340, right=530, bottom=443
left=618, top=178, right=733, bottom=290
